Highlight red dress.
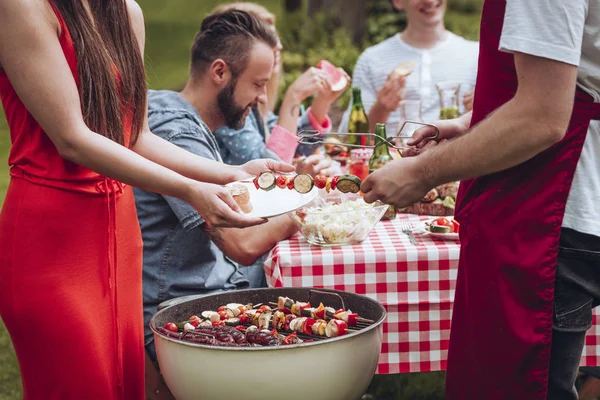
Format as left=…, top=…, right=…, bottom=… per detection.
left=0, top=3, right=144, bottom=400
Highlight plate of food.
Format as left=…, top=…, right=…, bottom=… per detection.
left=419, top=217, right=460, bottom=240
left=228, top=171, right=367, bottom=219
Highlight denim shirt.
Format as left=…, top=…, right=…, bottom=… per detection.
left=136, top=90, right=248, bottom=347
left=213, top=106, right=317, bottom=166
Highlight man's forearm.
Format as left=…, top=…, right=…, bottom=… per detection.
left=206, top=215, right=298, bottom=266
left=417, top=99, right=567, bottom=188
left=132, top=130, right=240, bottom=185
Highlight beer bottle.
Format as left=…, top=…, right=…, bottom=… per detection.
left=369, top=123, right=397, bottom=219
left=347, top=87, right=370, bottom=147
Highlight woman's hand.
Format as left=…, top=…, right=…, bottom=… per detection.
left=311, top=68, right=351, bottom=122
left=235, top=159, right=295, bottom=181
left=286, top=67, right=332, bottom=103
left=185, top=181, right=267, bottom=228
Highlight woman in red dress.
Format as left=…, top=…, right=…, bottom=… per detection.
left=0, top=1, right=289, bottom=398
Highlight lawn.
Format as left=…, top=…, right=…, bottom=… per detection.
left=0, top=1, right=447, bottom=399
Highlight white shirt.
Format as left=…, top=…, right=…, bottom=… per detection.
left=339, top=32, right=479, bottom=135
left=499, top=0, right=600, bottom=237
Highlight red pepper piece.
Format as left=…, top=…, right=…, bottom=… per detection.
left=253, top=176, right=260, bottom=190
left=347, top=313, right=358, bottom=326
left=239, top=314, right=250, bottom=324
left=283, top=332, right=298, bottom=345
left=333, top=320, right=347, bottom=336
left=331, top=176, right=340, bottom=191
left=212, top=321, right=225, bottom=327
left=235, top=325, right=246, bottom=332
left=218, top=310, right=228, bottom=320
left=287, top=176, right=296, bottom=190
left=304, top=318, right=316, bottom=335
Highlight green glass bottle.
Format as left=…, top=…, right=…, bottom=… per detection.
left=369, top=123, right=397, bottom=219
left=347, top=87, right=370, bottom=147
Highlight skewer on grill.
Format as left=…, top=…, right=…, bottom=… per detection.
left=268, top=299, right=375, bottom=324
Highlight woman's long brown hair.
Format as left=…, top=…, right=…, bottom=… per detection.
left=51, top=0, right=146, bottom=146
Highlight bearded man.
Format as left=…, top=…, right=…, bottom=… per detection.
left=135, top=10, right=298, bottom=398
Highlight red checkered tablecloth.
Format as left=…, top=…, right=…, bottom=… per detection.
left=264, top=214, right=600, bottom=374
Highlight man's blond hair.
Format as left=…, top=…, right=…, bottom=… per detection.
left=211, top=2, right=276, bottom=26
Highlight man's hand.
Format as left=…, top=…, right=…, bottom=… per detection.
left=185, top=182, right=267, bottom=228
left=402, top=113, right=472, bottom=157
left=462, top=90, right=474, bottom=112
left=361, top=157, right=433, bottom=208
left=376, top=71, right=407, bottom=112
left=233, top=159, right=295, bottom=181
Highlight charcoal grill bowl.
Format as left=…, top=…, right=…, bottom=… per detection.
left=150, top=287, right=386, bottom=400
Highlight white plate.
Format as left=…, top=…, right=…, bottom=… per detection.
left=417, top=221, right=460, bottom=241
left=226, top=180, right=319, bottom=219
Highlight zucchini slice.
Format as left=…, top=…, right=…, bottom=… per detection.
left=257, top=171, right=276, bottom=191
left=336, top=174, right=362, bottom=194
left=293, top=173, right=314, bottom=194
left=430, top=225, right=451, bottom=234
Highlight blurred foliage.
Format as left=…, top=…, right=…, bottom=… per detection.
left=276, top=0, right=482, bottom=113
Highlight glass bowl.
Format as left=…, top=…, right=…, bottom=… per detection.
left=288, top=193, right=389, bottom=247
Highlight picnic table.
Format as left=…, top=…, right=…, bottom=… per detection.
left=264, top=214, right=600, bottom=374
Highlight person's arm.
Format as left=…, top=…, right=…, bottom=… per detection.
left=0, top=0, right=265, bottom=228
left=159, top=128, right=297, bottom=261
left=205, top=215, right=298, bottom=266
left=419, top=52, right=576, bottom=184
left=362, top=53, right=578, bottom=206
left=276, top=67, right=331, bottom=134
left=367, top=72, right=406, bottom=133
left=126, top=3, right=289, bottom=183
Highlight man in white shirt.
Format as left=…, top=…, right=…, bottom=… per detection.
left=339, top=0, right=479, bottom=134
left=362, top=0, right=600, bottom=398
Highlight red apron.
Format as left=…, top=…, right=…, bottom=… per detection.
left=446, top=1, right=600, bottom=399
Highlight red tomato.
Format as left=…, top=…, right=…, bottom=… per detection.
left=432, top=217, right=453, bottom=227
left=239, top=314, right=250, bottom=324
left=218, top=310, right=228, bottom=320
left=276, top=175, right=288, bottom=189
left=212, top=321, right=225, bottom=327
left=452, top=220, right=460, bottom=233
left=259, top=305, right=271, bottom=312
left=314, top=175, right=327, bottom=189
left=188, top=315, right=201, bottom=327
left=164, top=322, right=178, bottom=332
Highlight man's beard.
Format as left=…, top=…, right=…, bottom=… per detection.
left=217, top=78, right=250, bottom=130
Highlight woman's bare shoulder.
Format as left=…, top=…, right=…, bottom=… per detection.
left=0, top=0, right=60, bottom=68
left=125, top=0, right=144, bottom=23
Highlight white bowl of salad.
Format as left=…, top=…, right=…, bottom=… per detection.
left=289, top=194, right=389, bottom=247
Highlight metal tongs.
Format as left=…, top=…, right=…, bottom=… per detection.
left=297, top=120, right=440, bottom=155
